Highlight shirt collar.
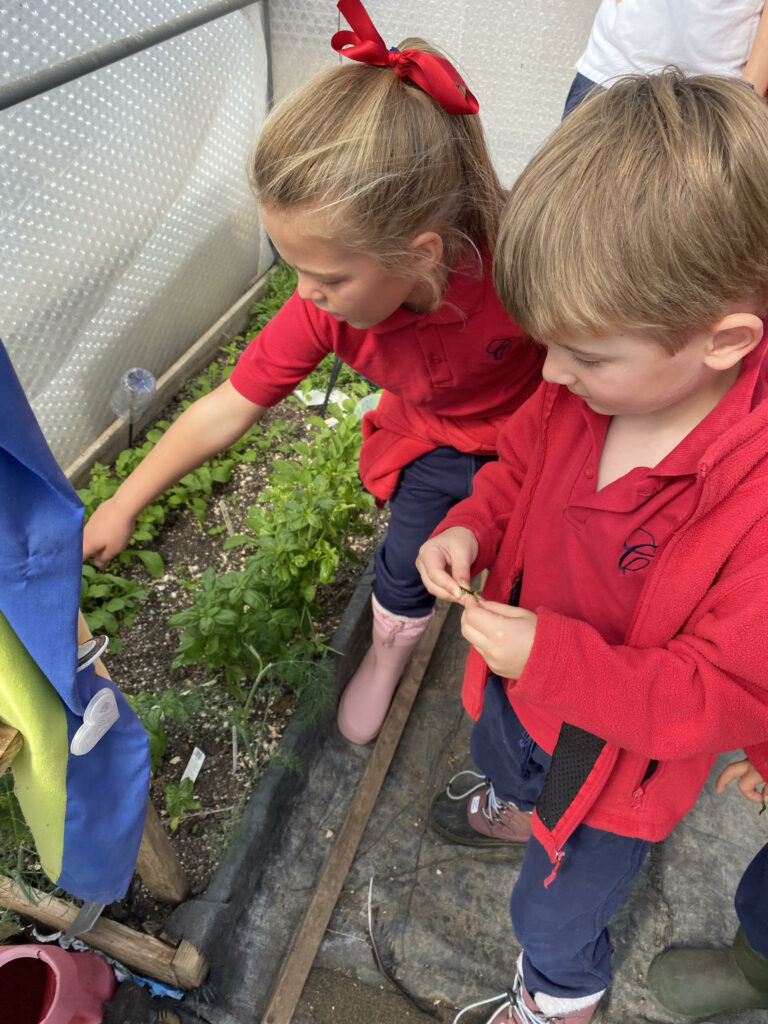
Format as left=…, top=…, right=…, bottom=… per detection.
left=653, top=326, right=768, bottom=477
left=369, top=249, right=489, bottom=334
left=575, top=325, right=768, bottom=479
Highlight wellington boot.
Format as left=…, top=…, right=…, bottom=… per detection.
left=336, top=595, right=433, bottom=745
left=647, top=927, right=768, bottom=1017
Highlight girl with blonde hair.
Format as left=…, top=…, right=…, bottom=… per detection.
left=83, top=0, right=542, bottom=744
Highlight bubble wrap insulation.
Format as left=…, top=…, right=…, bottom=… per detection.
left=268, top=0, right=598, bottom=186
left=1, top=1, right=271, bottom=467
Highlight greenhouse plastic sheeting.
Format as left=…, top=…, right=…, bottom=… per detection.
left=1, top=1, right=271, bottom=467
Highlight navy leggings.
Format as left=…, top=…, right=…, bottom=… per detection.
left=471, top=675, right=652, bottom=999
left=372, top=446, right=495, bottom=617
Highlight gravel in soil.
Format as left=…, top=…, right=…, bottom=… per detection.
left=296, top=967, right=454, bottom=1023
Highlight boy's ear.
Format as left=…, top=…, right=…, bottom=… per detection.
left=704, top=313, right=764, bottom=370
left=409, top=230, right=444, bottom=267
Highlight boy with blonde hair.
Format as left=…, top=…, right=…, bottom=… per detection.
left=416, top=71, right=768, bottom=1023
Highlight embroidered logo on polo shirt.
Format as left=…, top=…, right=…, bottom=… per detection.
left=486, top=336, right=514, bottom=361
left=619, top=527, right=657, bottom=574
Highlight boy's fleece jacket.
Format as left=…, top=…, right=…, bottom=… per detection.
left=437, top=340, right=768, bottom=876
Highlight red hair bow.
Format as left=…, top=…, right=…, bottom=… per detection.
left=331, top=0, right=479, bottom=116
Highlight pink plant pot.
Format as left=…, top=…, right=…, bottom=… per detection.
left=0, top=943, right=116, bottom=1023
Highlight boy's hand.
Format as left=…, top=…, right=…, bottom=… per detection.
left=415, top=527, right=479, bottom=601
left=715, top=758, right=766, bottom=804
left=82, top=497, right=137, bottom=567
left=461, top=599, right=537, bottom=680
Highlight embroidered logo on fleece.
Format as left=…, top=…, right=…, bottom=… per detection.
left=619, top=527, right=657, bottom=574
left=486, top=336, right=515, bottom=361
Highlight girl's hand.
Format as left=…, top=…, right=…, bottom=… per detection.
left=415, top=527, right=479, bottom=602
left=715, top=758, right=766, bottom=804
left=82, top=497, right=138, bottom=567
left=460, top=599, right=537, bottom=680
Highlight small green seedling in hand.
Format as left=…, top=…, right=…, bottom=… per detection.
left=459, top=585, right=480, bottom=600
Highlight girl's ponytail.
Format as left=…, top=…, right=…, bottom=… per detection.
left=250, top=6, right=505, bottom=305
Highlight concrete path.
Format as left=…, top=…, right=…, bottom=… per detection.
left=169, top=592, right=768, bottom=1024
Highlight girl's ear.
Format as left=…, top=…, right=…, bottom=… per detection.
left=409, top=230, right=444, bottom=268
left=705, top=312, right=764, bottom=370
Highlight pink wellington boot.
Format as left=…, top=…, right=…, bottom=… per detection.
left=337, top=594, right=434, bottom=744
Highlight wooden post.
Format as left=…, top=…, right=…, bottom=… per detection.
left=0, top=617, right=200, bottom=982
left=76, top=611, right=189, bottom=904
left=0, top=722, right=23, bottom=775
left=135, top=801, right=189, bottom=903
left=0, top=876, right=208, bottom=988
left=261, top=599, right=450, bottom=1024
left=1, top=615, right=190, bottom=905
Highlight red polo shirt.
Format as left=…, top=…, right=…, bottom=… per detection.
left=230, top=256, right=542, bottom=420
left=515, top=342, right=767, bottom=752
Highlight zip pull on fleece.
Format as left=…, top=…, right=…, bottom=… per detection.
left=544, top=849, right=564, bottom=888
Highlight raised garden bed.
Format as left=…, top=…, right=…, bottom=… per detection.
left=99, top=393, right=386, bottom=929
left=0, top=267, right=388, bottom=954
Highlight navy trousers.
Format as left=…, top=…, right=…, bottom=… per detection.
left=736, top=843, right=768, bottom=956
left=471, top=675, right=652, bottom=999
left=562, top=71, right=602, bottom=118
left=372, top=446, right=495, bottom=617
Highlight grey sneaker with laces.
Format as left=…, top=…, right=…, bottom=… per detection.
left=453, top=972, right=604, bottom=1024
left=429, top=769, right=532, bottom=847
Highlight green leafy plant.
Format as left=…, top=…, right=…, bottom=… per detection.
left=169, top=398, right=375, bottom=705
left=80, top=566, right=149, bottom=652
left=79, top=412, right=262, bottom=560
left=268, top=747, right=304, bottom=775
left=162, top=777, right=201, bottom=831
left=78, top=342, right=299, bottom=653
left=228, top=647, right=336, bottom=769
left=126, top=686, right=203, bottom=772
left=138, top=705, right=168, bottom=773
left=0, top=776, right=54, bottom=930
left=0, top=776, right=34, bottom=875
left=78, top=453, right=165, bottom=577
left=178, top=339, right=242, bottom=404
left=78, top=262, right=378, bottom=830
left=169, top=566, right=324, bottom=694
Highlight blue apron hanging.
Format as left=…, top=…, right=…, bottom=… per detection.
left=0, top=338, right=150, bottom=902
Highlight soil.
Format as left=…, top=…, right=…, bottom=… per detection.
left=11, top=352, right=401, bottom=1023
left=296, top=968, right=448, bottom=1023
left=85, top=390, right=388, bottom=939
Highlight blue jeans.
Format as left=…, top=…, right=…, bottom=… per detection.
left=471, top=675, right=652, bottom=998
left=736, top=843, right=768, bottom=956
left=562, top=72, right=602, bottom=119
left=372, top=447, right=495, bottom=617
